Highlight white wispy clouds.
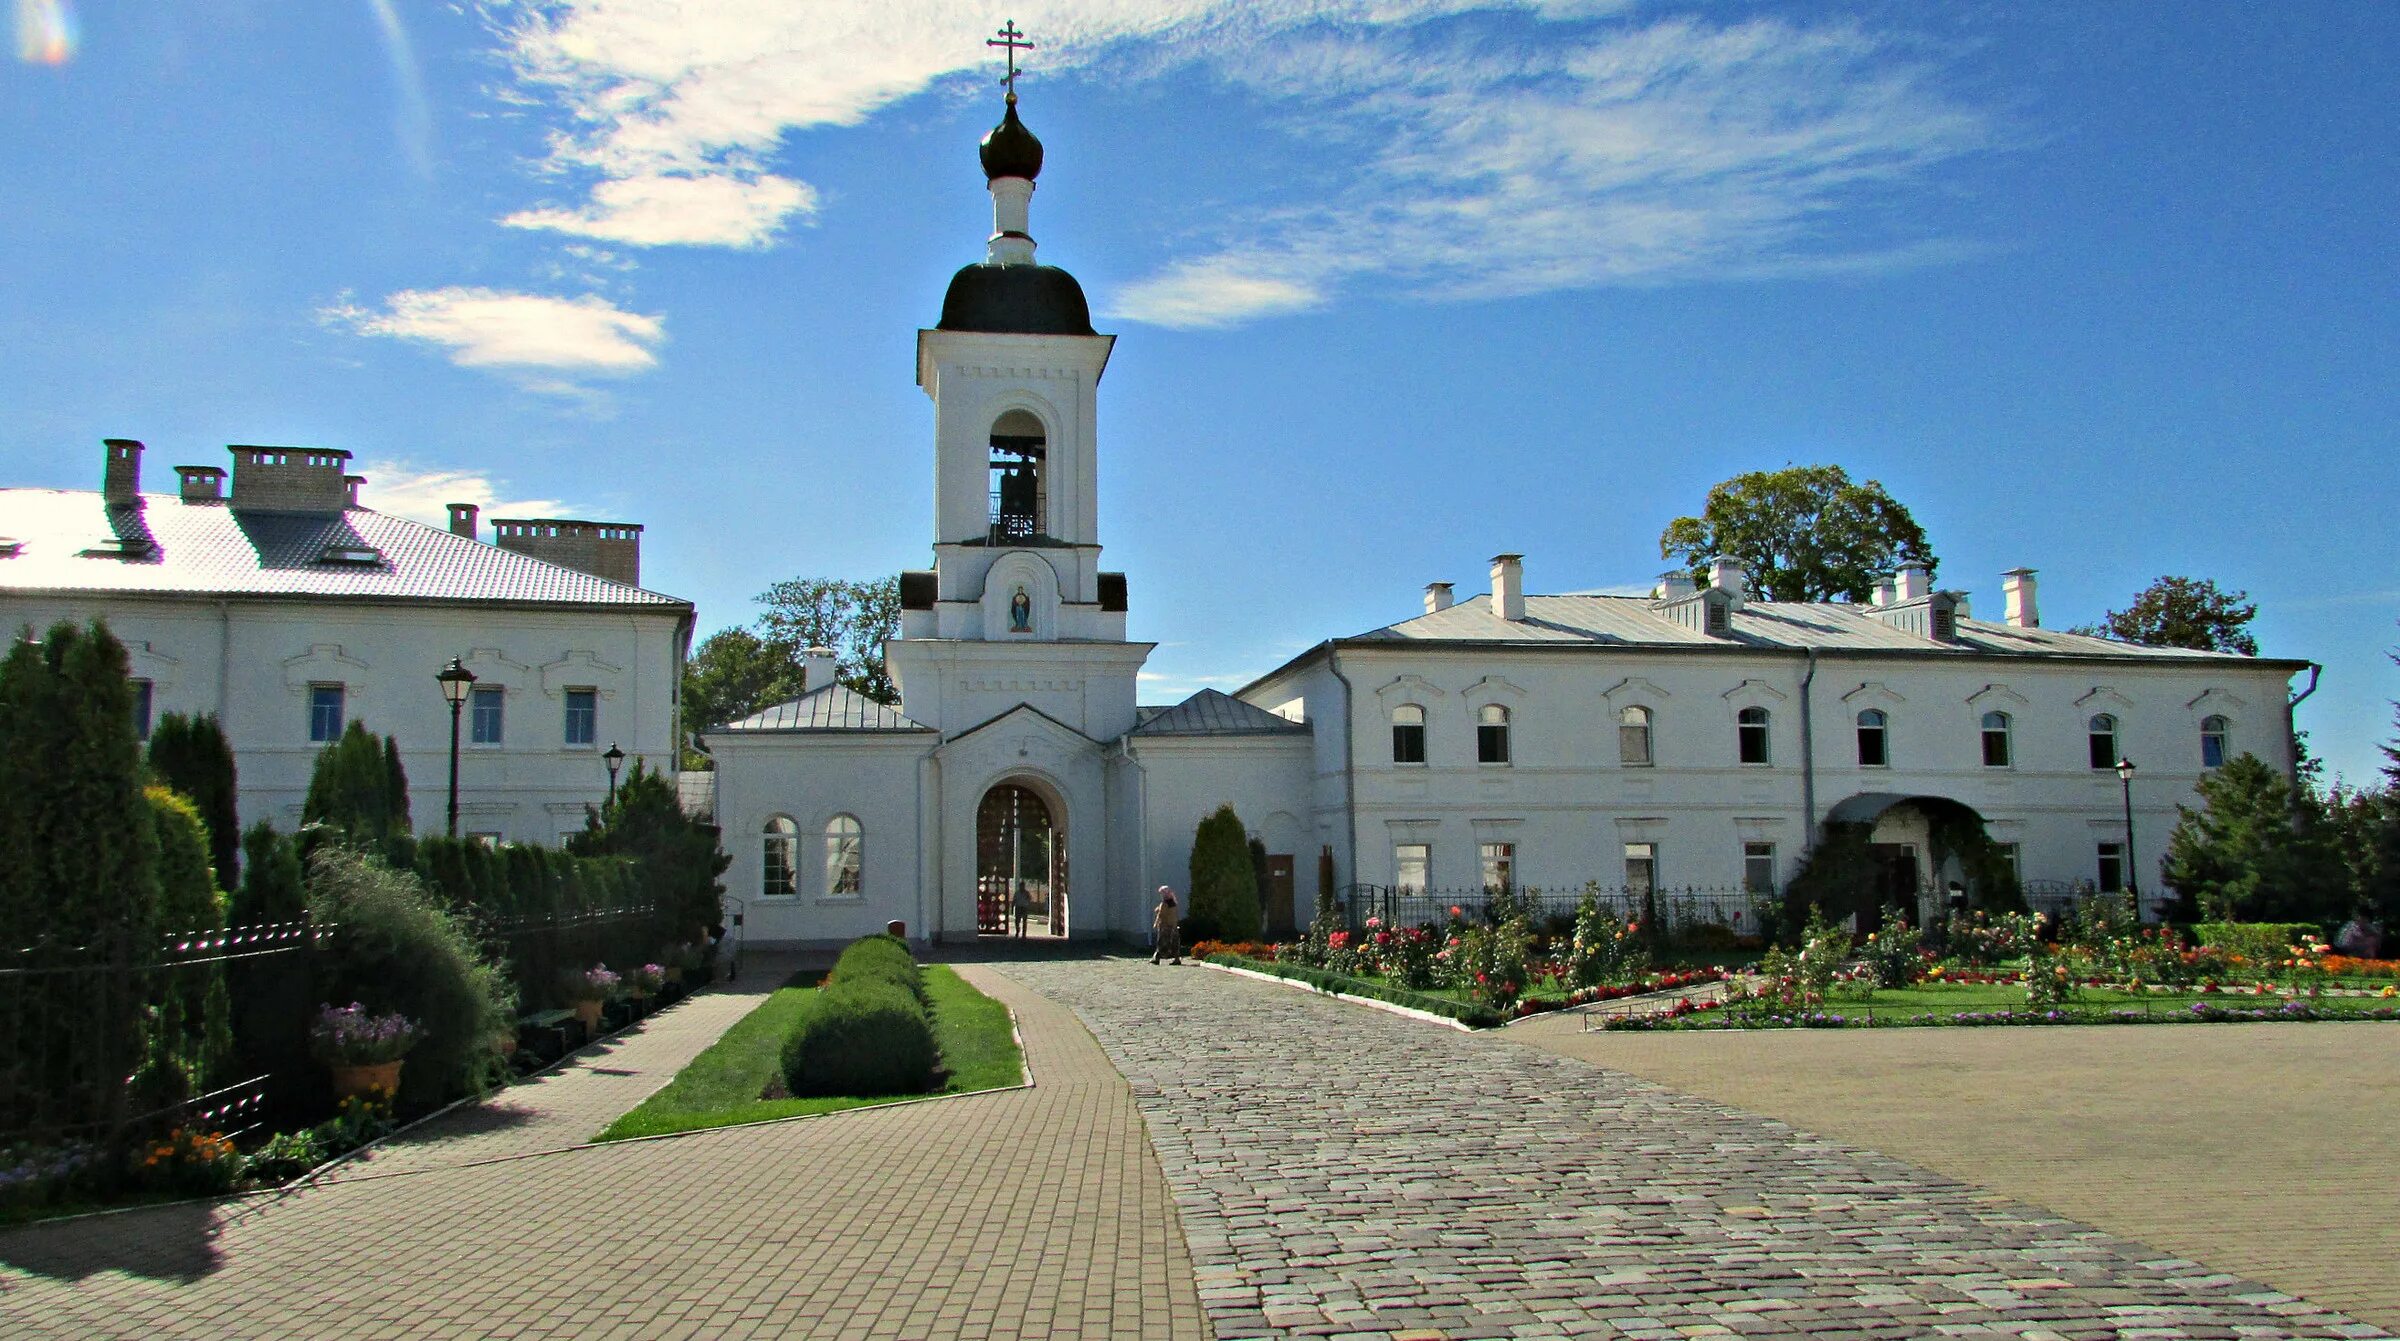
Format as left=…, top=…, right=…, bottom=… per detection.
left=352, top=461, right=571, bottom=529
left=322, top=287, right=665, bottom=380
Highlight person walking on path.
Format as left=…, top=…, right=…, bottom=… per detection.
left=1150, top=886, right=1183, bottom=965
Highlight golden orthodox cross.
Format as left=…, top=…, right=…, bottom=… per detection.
left=988, top=20, right=1034, bottom=101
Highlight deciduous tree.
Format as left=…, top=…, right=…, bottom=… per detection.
left=2074, top=575, right=2259, bottom=655
left=753, top=575, right=901, bottom=704
left=1658, top=465, right=1935, bottom=603
left=681, top=627, right=808, bottom=731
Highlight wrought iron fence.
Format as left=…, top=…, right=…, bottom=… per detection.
left=1340, top=884, right=1773, bottom=943
left=479, top=901, right=662, bottom=1013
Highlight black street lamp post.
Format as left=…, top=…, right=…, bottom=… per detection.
left=604, top=742, right=626, bottom=804
left=437, top=658, right=478, bottom=838
left=2115, top=757, right=2139, bottom=914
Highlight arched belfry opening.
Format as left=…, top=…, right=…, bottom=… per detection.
left=976, top=781, right=1067, bottom=938
left=988, top=409, right=1046, bottom=542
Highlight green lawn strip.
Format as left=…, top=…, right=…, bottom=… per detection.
left=596, top=965, right=1022, bottom=1141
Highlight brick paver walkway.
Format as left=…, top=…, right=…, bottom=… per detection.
left=0, top=962, right=1206, bottom=1340
left=1508, top=1018, right=2400, bottom=1334
left=1000, top=957, right=2389, bottom=1340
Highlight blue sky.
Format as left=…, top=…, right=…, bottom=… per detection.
left=5, top=1, right=2395, bottom=784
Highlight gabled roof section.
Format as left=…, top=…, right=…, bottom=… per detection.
left=943, top=701, right=1095, bottom=746
left=719, top=684, right=929, bottom=733
left=1343, top=593, right=2288, bottom=663
left=1130, top=688, right=1310, bottom=738
left=0, top=488, right=687, bottom=609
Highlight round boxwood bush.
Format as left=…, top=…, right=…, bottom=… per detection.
left=780, top=980, right=938, bottom=1098
left=831, top=935, right=925, bottom=1003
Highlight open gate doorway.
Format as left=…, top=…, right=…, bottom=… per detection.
left=976, top=783, right=1067, bottom=938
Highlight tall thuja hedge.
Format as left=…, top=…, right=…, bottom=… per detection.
left=303, top=720, right=411, bottom=845
left=0, top=620, right=161, bottom=1135
left=571, top=760, right=728, bottom=948
left=229, top=823, right=310, bottom=1104
left=413, top=836, right=645, bottom=1008
left=133, top=786, right=234, bottom=1107
left=1186, top=804, right=1261, bottom=943
left=146, top=713, right=241, bottom=893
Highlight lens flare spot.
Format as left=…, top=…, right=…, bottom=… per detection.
left=16, top=0, right=75, bottom=66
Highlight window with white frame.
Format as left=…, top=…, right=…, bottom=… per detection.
left=1742, top=842, right=1776, bottom=897
left=1393, top=843, right=1430, bottom=896
left=308, top=683, right=345, bottom=743
left=1736, top=706, right=1771, bottom=765
left=1855, top=709, right=1889, bottom=767
left=1624, top=842, right=1657, bottom=897
left=1391, top=704, right=1426, bottom=765
left=564, top=688, right=598, bottom=746
left=1618, top=704, right=1653, bottom=766
left=2088, top=713, right=2119, bottom=769
left=131, top=678, right=154, bottom=741
left=2200, top=715, right=2229, bottom=769
left=2096, top=841, right=2126, bottom=893
left=1981, top=711, right=2013, bottom=767
left=1998, top=842, right=2022, bottom=885
left=762, top=816, right=798, bottom=896
left=1476, top=703, right=1511, bottom=764
left=470, top=685, right=504, bottom=745
left=1479, top=842, right=1514, bottom=893
left=823, top=815, right=863, bottom=897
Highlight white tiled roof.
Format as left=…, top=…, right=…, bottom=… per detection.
left=0, top=489, right=686, bottom=608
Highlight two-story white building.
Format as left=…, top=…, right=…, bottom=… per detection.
left=0, top=439, right=694, bottom=847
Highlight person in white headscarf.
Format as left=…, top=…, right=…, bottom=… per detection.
left=1150, top=885, right=1182, bottom=965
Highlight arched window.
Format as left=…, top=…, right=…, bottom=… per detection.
left=1981, top=711, right=2013, bottom=768
left=2088, top=713, right=2119, bottom=770
left=823, top=815, right=863, bottom=897
left=988, top=408, right=1047, bottom=540
left=1477, top=703, right=1511, bottom=765
left=1737, top=706, right=1771, bottom=765
left=762, top=816, right=798, bottom=897
left=1618, top=705, right=1653, bottom=766
left=2200, top=715, right=2229, bottom=769
left=1856, top=709, right=1889, bottom=767
left=1391, top=704, right=1426, bottom=765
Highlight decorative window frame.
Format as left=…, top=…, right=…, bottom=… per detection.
left=819, top=813, right=865, bottom=901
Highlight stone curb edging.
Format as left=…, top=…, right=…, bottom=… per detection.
left=1197, top=959, right=1479, bottom=1031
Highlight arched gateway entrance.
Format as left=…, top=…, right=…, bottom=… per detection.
left=976, top=783, right=1067, bottom=937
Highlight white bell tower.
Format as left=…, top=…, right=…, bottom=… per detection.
left=887, top=81, right=1150, bottom=741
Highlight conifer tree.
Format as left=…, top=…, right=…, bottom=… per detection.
left=2162, top=754, right=2344, bottom=923
left=234, top=822, right=306, bottom=925
left=141, top=786, right=233, bottom=1094
left=147, top=712, right=241, bottom=891
left=1186, top=804, right=1261, bottom=942
left=303, top=721, right=413, bottom=842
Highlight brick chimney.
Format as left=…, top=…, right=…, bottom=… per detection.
left=102, top=439, right=144, bottom=506
left=174, top=465, right=226, bottom=502
left=229, top=446, right=353, bottom=513
left=490, top=518, right=642, bottom=586
left=447, top=503, right=479, bottom=539
left=2001, top=568, right=2039, bottom=629
left=1708, top=556, right=1747, bottom=607
left=1490, top=554, right=1525, bottom=622
left=1424, top=582, right=1454, bottom=614
left=804, top=647, right=839, bottom=691
left=343, top=475, right=365, bottom=508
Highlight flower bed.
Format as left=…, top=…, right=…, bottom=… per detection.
left=1608, top=990, right=2400, bottom=1031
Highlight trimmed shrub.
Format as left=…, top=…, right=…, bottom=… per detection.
left=779, top=979, right=938, bottom=1097
left=1187, top=804, right=1261, bottom=943
left=831, top=934, right=924, bottom=1003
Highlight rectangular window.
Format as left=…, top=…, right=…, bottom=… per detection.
left=309, top=684, right=345, bottom=743
left=1998, top=842, right=2022, bottom=884
left=1624, top=842, right=1657, bottom=898
left=131, top=679, right=154, bottom=741
left=470, top=685, right=504, bottom=745
left=1479, top=842, right=1514, bottom=893
left=2097, top=842, right=2125, bottom=894
left=1391, top=715, right=1425, bottom=764
left=564, top=688, right=597, bottom=746
left=1743, top=842, right=1776, bottom=896
left=1393, top=843, right=1430, bottom=896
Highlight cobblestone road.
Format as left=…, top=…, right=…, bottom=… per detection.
left=998, top=958, right=2388, bottom=1341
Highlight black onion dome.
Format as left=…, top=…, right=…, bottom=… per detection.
left=978, top=99, right=1045, bottom=181
left=938, top=263, right=1094, bottom=335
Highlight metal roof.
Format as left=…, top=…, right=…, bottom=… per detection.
left=0, top=488, right=687, bottom=609
left=718, top=684, right=930, bottom=733
left=1349, top=593, right=2281, bottom=663
left=1129, top=688, right=1311, bottom=738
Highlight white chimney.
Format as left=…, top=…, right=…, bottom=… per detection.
left=1708, top=556, right=1747, bottom=606
left=804, top=647, right=839, bottom=691
left=1656, top=570, right=1697, bottom=601
left=1424, top=582, right=1454, bottom=614
left=1896, top=564, right=1931, bottom=601
left=1490, top=554, right=1525, bottom=622
left=1872, top=576, right=1897, bottom=607
left=2002, top=568, right=2039, bottom=629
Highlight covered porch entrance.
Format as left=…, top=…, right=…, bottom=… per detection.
left=976, top=782, right=1067, bottom=938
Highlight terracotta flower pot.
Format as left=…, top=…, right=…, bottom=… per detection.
left=573, top=999, right=604, bottom=1032
left=331, top=1059, right=403, bottom=1101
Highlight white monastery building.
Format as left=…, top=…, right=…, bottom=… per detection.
left=708, top=91, right=2315, bottom=948
left=0, top=440, right=693, bottom=845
